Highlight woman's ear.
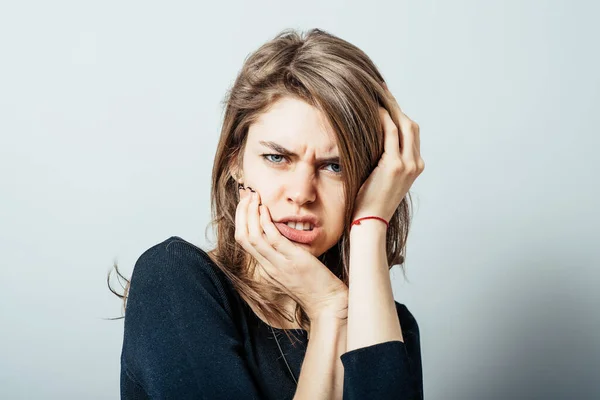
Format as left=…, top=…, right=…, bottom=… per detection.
left=229, top=167, right=243, bottom=184
left=229, top=152, right=245, bottom=184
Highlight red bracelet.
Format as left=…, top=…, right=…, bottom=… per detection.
left=351, top=216, right=389, bottom=229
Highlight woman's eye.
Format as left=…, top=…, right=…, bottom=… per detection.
left=264, top=154, right=285, bottom=163
left=325, top=163, right=342, bottom=174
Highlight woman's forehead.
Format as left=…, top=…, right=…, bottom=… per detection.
left=248, top=97, right=338, bottom=153
left=247, top=133, right=339, bottom=157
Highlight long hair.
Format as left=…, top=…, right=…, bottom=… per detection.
left=108, top=28, right=414, bottom=343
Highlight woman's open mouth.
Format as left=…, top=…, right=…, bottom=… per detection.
left=274, top=222, right=320, bottom=244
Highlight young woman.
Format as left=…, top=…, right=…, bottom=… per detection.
left=111, top=28, right=425, bottom=399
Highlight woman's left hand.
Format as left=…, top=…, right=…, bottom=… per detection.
left=352, top=85, right=425, bottom=223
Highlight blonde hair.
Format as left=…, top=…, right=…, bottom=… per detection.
left=109, top=28, right=414, bottom=344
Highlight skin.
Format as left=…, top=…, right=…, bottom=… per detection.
left=232, top=96, right=349, bottom=326
left=240, top=96, right=346, bottom=259
left=233, top=85, right=424, bottom=399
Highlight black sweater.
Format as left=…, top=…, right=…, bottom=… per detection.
left=120, top=236, right=423, bottom=399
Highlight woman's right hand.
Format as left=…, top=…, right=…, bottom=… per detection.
left=235, top=186, right=348, bottom=323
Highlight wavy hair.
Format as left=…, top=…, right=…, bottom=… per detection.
left=108, top=28, right=414, bottom=343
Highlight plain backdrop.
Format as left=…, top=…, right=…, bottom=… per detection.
left=1, top=1, right=598, bottom=399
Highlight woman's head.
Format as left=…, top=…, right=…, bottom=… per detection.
left=208, top=28, right=413, bottom=330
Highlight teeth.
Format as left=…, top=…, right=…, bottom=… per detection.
left=286, top=221, right=314, bottom=231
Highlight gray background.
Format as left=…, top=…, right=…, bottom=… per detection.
left=1, top=0, right=598, bottom=399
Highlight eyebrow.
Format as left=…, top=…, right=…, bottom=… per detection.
left=259, top=141, right=340, bottom=163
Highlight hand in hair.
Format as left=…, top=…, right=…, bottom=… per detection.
left=234, top=188, right=348, bottom=323
left=352, top=86, right=425, bottom=223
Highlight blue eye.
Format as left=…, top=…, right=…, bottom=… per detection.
left=325, top=163, right=342, bottom=174
left=264, top=154, right=285, bottom=163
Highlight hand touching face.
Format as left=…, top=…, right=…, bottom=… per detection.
left=234, top=186, right=348, bottom=322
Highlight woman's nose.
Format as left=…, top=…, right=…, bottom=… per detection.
left=286, top=169, right=317, bottom=206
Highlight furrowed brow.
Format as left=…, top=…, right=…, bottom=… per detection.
left=259, top=141, right=340, bottom=163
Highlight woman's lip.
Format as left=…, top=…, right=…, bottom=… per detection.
left=274, top=222, right=320, bottom=244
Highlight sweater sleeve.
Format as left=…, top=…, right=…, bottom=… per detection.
left=120, top=237, right=264, bottom=400
left=340, top=302, right=423, bottom=400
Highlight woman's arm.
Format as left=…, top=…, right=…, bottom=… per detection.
left=294, top=316, right=347, bottom=400
left=341, top=218, right=423, bottom=399
left=337, top=87, right=424, bottom=399
left=346, top=219, right=403, bottom=350
left=343, top=87, right=423, bottom=351
left=294, top=217, right=416, bottom=400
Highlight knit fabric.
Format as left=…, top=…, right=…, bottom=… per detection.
left=120, top=236, right=423, bottom=399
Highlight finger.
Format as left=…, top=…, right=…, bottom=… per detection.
left=259, top=203, right=298, bottom=256
left=383, top=85, right=420, bottom=157
left=235, top=188, right=270, bottom=263
left=413, top=122, right=420, bottom=156
left=398, top=114, right=416, bottom=163
left=234, top=188, right=291, bottom=293
left=257, top=205, right=303, bottom=291
left=251, top=195, right=299, bottom=263
left=247, top=191, right=277, bottom=258
left=235, top=187, right=251, bottom=241
left=386, top=95, right=417, bottom=162
left=244, top=191, right=279, bottom=278
left=246, top=191, right=291, bottom=277
left=397, top=113, right=421, bottom=163
left=393, top=109, right=420, bottom=159
left=246, top=190, right=263, bottom=239
left=379, top=107, right=401, bottom=158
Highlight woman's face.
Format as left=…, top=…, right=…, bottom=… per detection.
left=238, top=96, right=346, bottom=257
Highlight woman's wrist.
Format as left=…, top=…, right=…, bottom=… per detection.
left=351, top=215, right=389, bottom=229
left=309, top=314, right=346, bottom=339
left=306, top=297, right=348, bottom=327
left=349, top=215, right=388, bottom=239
